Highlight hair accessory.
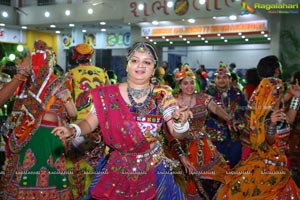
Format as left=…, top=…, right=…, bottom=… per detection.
left=214, top=61, right=231, bottom=77
left=174, top=63, right=195, bottom=82
left=127, top=42, right=158, bottom=67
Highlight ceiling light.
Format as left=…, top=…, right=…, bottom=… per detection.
left=187, top=18, right=196, bottom=23
left=82, top=29, right=87, bottom=33
left=212, top=16, right=217, bottom=19
left=220, top=36, right=224, bottom=39
left=224, top=39, right=228, bottom=43
left=170, top=41, right=173, bottom=44
left=201, top=37, right=205, bottom=40
left=0, top=23, right=5, bottom=26
left=138, top=4, right=144, bottom=10
left=179, top=35, right=183, bottom=38
left=50, top=24, right=56, bottom=28
left=55, top=31, right=61, bottom=34
left=167, top=1, right=174, bottom=8
left=242, top=35, right=245, bottom=38
left=2, top=11, right=8, bottom=18
left=205, top=40, right=208, bottom=43
left=21, top=26, right=27, bottom=29
left=88, top=8, right=93, bottom=14
left=268, top=37, right=271, bottom=40
left=166, top=39, right=169, bottom=42
left=65, top=10, right=71, bottom=16
left=199, top=0, right=206, bottom=5
left=101, top=28, right=106, bottom=32
left=217, top=33, right=221, bottom=36
left=238, top=32, right=242, bottom=35
left=187, top=41, right=190, bottom=44
left=245, top=38, right=249, bottom=42
left=162, top=36, right=165, bottom=39
left=261, top=31, right=265, bottom=34
left=128, top=22, right=131, bottom=25
left=44, top=11, right=50, bottom=17
left=100, top=22, right=106, bottom=25
left=17, top=45, right=24, bottom=52
left=152, top=20, right=159, bottom=25
left=264, top=34, right=268, bottom=37
left=69, top=24, right=75, bottom=27
left=229, top=15, right=237, bottom=20
left=183, top=38, right=187, bottom=41
left=150, top=39, right=153, bottom=42
left=9, top=54, right=16, bottom=61
left=154, top=42, right=157, bottom=44
left=145, top=36, right=149, bottom=39
left=197, top=35, right=201, bottom=37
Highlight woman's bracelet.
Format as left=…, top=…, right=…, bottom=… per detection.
left=69, top=123, right=81, bottom=138
left=173, top=121, right=189, bottom=134
left=265, top=119, right=276, bottom=136
left=290, top=97, right=300, bottom=110
left=170, top=139, right=186, bottom=158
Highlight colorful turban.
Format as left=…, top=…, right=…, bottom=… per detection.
left=214, top=61, right=231, bottom=77
left=175, top=63, right=195, bottom=82
left=72, top=43, right=94, bottom=61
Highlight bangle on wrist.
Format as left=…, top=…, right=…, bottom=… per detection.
left=290, top=97, right=300, bottom=110
left=265, top=119, right=276, bottom=136
left=69, top=123, right=81, bottom=138
left=266, top=125, right=276, bottom=136
left=173, top=121, right=190, bottom=134
left=170, top=139, right=187, bottom=158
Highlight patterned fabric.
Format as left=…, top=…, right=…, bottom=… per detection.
left=0, top=40, right=72, bottom=199
left=70, top=65, right=107, bottom=120
left=178, top=92, right=228, bottom=200
left=68, top=64, right=108, bottom=199
left=205, top=85, right=248, bottom=168
left=215, top=77, right=300, bottom=200
left=89, top=84, right=184, bottom=200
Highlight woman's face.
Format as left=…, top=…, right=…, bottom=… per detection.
left=215, top=74, right=230, bottom=89
left=179, top=77, right=195, bottom=95
left=127, top=51, right=155, bottom=83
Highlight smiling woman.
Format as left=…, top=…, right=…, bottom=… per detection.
left=52, top=41, right=194, bottom=199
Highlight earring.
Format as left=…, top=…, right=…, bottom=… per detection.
left=151, top=76, right=157, bottom=84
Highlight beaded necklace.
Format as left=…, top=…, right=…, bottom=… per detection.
left=218, top=88, right=231, bottom=113
left=127, top=84, right=150, bottom=99
left=180, top=94, right=193, bottom=109
left=127, top=85, right=153, bottom=117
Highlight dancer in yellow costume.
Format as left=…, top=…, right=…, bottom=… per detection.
left=70, top=44, right=109, bottom=119
left=215, top=77, right=300, bottom=199
left=67, top=43, right=110, bottom=199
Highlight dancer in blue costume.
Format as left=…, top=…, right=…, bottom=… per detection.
left=205, top=62, right=248, bottom=168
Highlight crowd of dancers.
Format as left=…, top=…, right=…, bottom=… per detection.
left=0, top=40, right=300, bottom=199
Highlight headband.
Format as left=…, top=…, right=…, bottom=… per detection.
left=127, top=42, right=158, bottom=67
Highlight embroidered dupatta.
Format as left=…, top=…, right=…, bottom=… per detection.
left=91, top=85, right=156, bottom=200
